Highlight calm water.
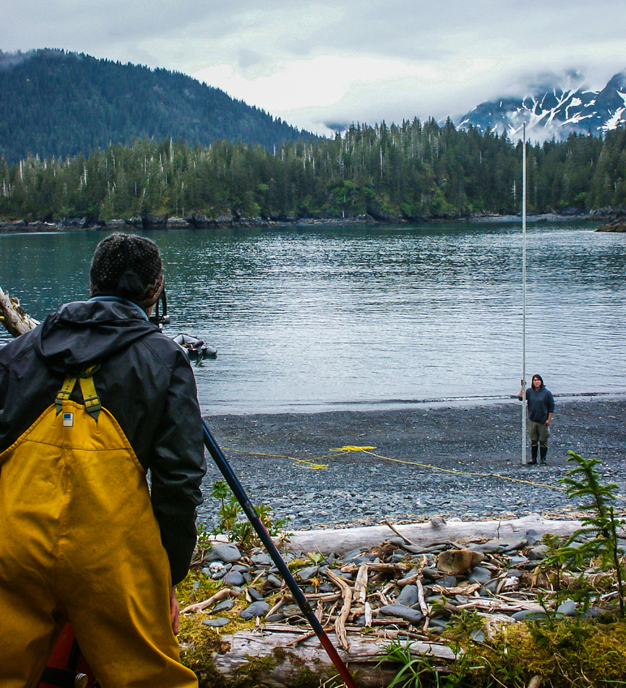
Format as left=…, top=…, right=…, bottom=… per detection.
left=0, top=222, right=624, bottom=414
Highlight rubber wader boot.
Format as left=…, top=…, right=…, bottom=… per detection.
left=528, top=445, right=538, bottom=465
left=540, top=446, right=548, bottom=465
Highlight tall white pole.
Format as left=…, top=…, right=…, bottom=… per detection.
left=522, top=124, right=527, bottom=465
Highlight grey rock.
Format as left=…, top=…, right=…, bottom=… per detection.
left=428, top=619, right=449, bottom=630
left=353, top=554, right=377, bottom=564
left=379, top=604, right=424, bottom=626
left=240, top=601, right=270, bottom=619
left=344, top=548, right=365, bottom=561
left=470, top=629, right=486, bottom=642
left=202, top=617, right=231, bottom=627
left=281, top=604, right=302, bottom=617
left=251, top=553, right=273, bottom=566
left=557, top=599, right=577, bottom=617
left=525, top=529, right=542, bottom=546
left=511, top=609, right=548, bottom=621
left=438, top=575, right=457, bottom=588
left=509, top=555, right=529, bottom=566
left=484, top=580, right=499, bottom=594
left=223, top=571, right=245, bottom=587
left=206, top=543, right=242, bottom=564
left=248, top=588, right=264, bottom=601
left=469, top=543, right=501, bottom=554
left=421, top=567, right=440, bottom=581
left=396, top=585, right=418, bottom=607
left=529, top=545, right=549, bottom=561
left=213, top=600, right=234, bottom=613
left=468, top=566, right=492, bottom=585
left=266, top=613, right=284, bottom=623
left=207, top=562, right=228, bottom=580
left=267, top=574, right=283, bottom=588
left=485, top=537, right=526, bottom=553
left=297, top=566, right=320, bottom=582
left=231, top=564, right=250, bottom=573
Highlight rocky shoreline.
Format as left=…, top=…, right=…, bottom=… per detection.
left=199, top=397, right=626, bottom=532
left=2, top=207, right=622, bottom=233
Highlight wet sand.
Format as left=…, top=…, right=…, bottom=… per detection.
left=199, top=397, right=626, bottom=530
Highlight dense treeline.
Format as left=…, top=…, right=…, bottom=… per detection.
left=0, top=49, right=312, bottom=163
left=1, top=118, right=625, bottom=223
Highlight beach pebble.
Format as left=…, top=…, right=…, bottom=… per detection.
left=266, top=613, right=284, bottom=623
left=468, top=566, right=492, bottom=585
left=251, top=553, right=273, bottom=566
left=529, top=545, right=549, bottom=560
left=240, top=602, right=270, bottom=619
left=297, top=566, right=319, bottom=582
left=202, top=617, right=231, bottom=628
left=396, top=585, right=418, bottom=606
left=557, top=599, right=577, bottom=617
left=267, top=574, right=283, bottom=588
left=206, top=543, right=242, bottom=564
left=248, top=588, right=264, bottom=601
left=223, top=571, right=245, bottom=587
left=212, top=600, right=234, bottom=613
left=511, top=609, right=547, bottom=621
left=438, top=575, right=457, bottom=589
left=379, top=604, right=424, bottom=626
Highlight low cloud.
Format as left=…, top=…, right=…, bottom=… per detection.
left=2, top=0, right=626, bottom=133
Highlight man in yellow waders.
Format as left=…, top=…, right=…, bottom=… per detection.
left=0, top=234, right=206, bottom=687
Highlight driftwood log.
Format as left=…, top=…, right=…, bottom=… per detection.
left=281, top=513, right=583, bottom=555
left=210, top=628, right=458, bottom=687
left=0, top=288, right=39, bottom=337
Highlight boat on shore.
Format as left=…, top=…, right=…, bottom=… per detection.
left=172, top=333, right=217, bottom=359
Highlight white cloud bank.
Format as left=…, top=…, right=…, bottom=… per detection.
left=2, top=0, right=625, bottom=135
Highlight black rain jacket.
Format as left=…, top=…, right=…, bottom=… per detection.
left=0, top=298, right=206, bottom=585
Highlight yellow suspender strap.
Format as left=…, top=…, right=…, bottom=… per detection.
left=55, top=376, right=77, bottom=415
left=55, top=364, right=101, bottom=421
left=78, top=375, right=102, bottom=421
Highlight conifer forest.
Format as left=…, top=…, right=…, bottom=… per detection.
left=1, top=119, right=625, bottom=224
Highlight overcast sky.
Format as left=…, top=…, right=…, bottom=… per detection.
left=3, top=0, right=626, bottom=136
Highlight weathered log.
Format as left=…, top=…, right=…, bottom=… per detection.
left=282, top=514, right=583, bottom=555
left=0, top=288, right=39, bottom=337
left=209, top=629, right=458, bottom=687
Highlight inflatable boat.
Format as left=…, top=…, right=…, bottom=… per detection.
left=172, top=333, right=217, bottom=359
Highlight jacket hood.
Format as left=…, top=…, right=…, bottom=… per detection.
left=33, top=299, right=159, bottom=371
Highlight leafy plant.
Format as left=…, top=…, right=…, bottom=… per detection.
left=208, top=479, right=290, bottom=549
left=378, top=639, right=442, bottom=688
left=545, top=452, right=626, bottom=617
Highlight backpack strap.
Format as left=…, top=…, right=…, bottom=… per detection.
left=55, top=364, right=102, bottom=421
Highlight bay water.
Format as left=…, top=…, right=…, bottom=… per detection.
left=0, top=221, right=624, bottom=414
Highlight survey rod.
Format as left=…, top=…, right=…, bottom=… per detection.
left=202, top=419, right=359, bottom=688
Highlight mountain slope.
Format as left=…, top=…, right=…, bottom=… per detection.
left=458, top=70, right=626, bottom=141
left=0, top=49, right=315, bottom=162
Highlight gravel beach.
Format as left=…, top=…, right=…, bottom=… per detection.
left=199, top=397, right=626, bottom=531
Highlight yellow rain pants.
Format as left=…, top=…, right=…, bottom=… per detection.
left=0, top=398, right=198, bottom=688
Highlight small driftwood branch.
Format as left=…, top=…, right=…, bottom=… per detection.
left=325, top=567, right=353, bottom=651
left=0, top=288, right=39, bottom=338
left=181, top=588, right=241, bottom=614
left=382, top=519, right=415, bottom=545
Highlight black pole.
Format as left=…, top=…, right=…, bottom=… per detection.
left=202, top=419, right=358, bottom=688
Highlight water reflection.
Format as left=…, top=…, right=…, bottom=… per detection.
left=0, top=223, right=624, bottom=413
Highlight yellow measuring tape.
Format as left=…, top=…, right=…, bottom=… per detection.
left=224, top=444, right=566, bottom=491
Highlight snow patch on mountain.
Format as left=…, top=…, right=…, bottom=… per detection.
left=457, top=69, right=626, bottom=141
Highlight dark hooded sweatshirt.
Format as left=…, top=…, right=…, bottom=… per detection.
left=524, top=384, right=555, bottom=425
left=0, top=299, right=206, bottom=585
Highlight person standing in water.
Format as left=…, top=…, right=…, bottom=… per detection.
left=518, top=374, right=555, bottom=465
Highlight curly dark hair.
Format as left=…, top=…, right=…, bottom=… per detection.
left=90, top=233, right=164, bottom=309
